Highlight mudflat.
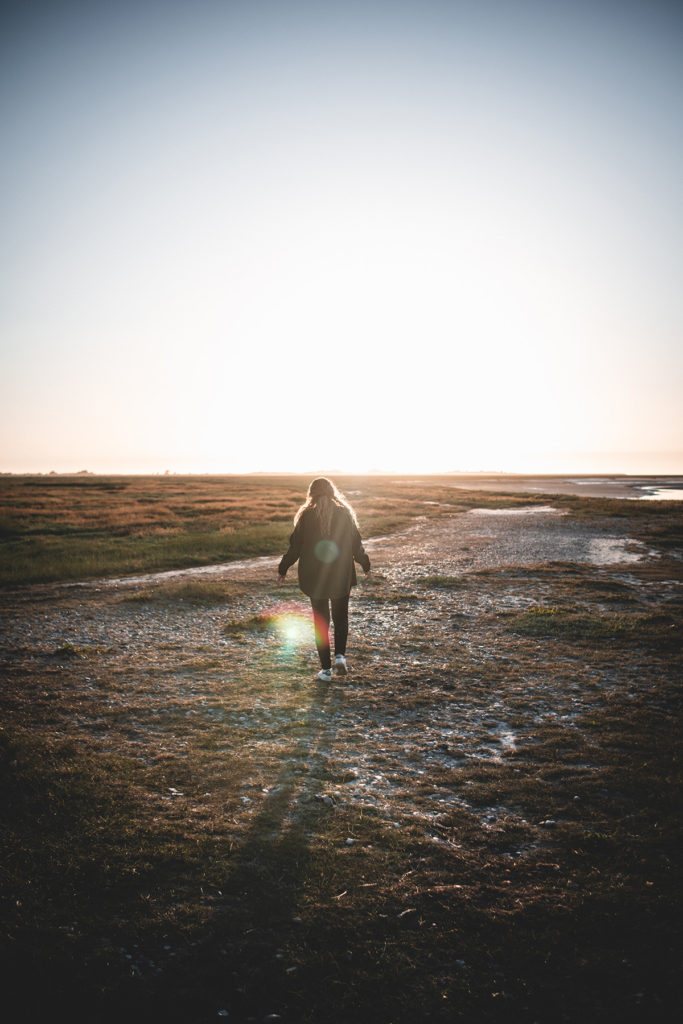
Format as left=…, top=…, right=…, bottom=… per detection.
left=443, top=473, right=683, bottom=500
left=1, top=480, right=681, bottom=1023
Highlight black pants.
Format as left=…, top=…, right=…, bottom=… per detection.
left=310, top=595, right=349, bottom=669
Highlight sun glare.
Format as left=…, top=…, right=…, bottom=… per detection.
left=1, top=2, right=681, bottom=476
left=264, top=603, right=312, bottom=652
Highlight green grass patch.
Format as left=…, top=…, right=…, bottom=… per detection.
left=0, top=523, right=292, bottom=585
left=507, top=605, right=680, bottom=647
left=419, top=574, right=464, bottom=589
left=222, top=611, right=281, bottom=637
left=50, top=641, right=86, bottom=658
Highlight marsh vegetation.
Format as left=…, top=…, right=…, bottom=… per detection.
left=4, top=472, right=679, bottom=585
left=0, top=477, right=681, bottom=1022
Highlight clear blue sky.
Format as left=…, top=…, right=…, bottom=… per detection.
left=1, top=0, right=682, bottom=474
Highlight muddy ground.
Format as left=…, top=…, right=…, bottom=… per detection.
left=1, top=505, right=681, bottom=1023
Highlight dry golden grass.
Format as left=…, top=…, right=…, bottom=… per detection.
left=0, top=473, right=550, bottom=584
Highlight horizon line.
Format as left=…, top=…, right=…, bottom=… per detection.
left=3, top=468, right=683, bottom=479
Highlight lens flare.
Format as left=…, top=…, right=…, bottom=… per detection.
left=261, top=600, right=312, bottom=652
left=314, top=539, right=339, bottom=564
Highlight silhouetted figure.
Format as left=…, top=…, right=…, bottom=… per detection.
left=278, top=478, right=370, bottom=681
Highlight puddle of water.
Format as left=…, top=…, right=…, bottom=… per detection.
left=468, top=506, right=559, bottom=517
left=496, top=726, right=517, bottom=752
left=637, top=488, right=683, bottom=501
left=448, top=476, right=683, bottom=499
left=568, top=479, right=614, bottom=485
left=588, top=538, right=652, bottom=565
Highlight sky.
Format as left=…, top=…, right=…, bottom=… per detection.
left=1, top=0, right=682, bottom=475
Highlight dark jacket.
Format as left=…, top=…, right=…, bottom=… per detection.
left=278, top=505, right=371, bottom=600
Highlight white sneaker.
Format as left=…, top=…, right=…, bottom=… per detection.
left=317, top=668, right=332, bottom=682
left=333, top=654, right=348, bottom=675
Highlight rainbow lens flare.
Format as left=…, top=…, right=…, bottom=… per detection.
left=261, top=600, right=312, bottom=651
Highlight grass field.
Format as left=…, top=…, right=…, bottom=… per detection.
left=2, top=473, right=681, bottom=585
left=0, top=473, right=458, bottom=584
left=1, top=476, right=681, bottom=1022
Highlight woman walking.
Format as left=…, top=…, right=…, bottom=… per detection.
left=278, top=478, right=371, bottom=681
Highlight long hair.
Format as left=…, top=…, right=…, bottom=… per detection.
left=294, top=477, right=359, bottom=534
